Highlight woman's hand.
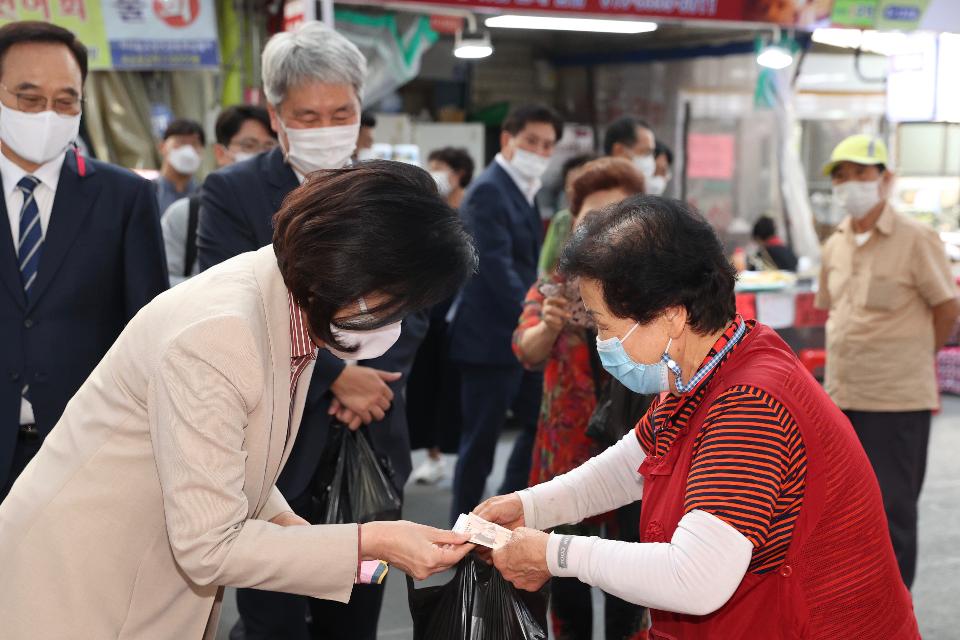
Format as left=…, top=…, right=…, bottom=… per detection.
left=473, top=493, right=526, bottom=531
left=269, top=511, right=310, bottom=527
left=362, top=521, right=474, bottom=580
left=492, top=527, right=551, bottom=591
left=541, top=296, right=571, bottom=334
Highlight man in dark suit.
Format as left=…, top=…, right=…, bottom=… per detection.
left=0, top=22, right=167, bottom=502
left=448, top=104, right=563, bottom=522
left=198, top=23, right=426, bottom=640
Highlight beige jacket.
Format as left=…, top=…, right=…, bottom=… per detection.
left=0, top=246, right=358, bottom=639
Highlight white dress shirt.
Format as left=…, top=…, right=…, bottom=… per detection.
left=1, top=149, right=66, bottom=425
left=494, top=152, right=541, bottom=206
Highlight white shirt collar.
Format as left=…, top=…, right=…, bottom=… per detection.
left=0, top=147, right=66, bottom=199
left=495, top=152, right=540, bottom=206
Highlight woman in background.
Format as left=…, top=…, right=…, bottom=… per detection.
left=512, top=158, right=647, bottom=640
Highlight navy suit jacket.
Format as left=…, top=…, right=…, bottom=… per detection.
left=197, top=148, right=427, bottom=498
left=0, top=151, right=168, bottom=485
left=448, top=162, right=542, bottom=366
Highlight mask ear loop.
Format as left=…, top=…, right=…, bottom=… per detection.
left=662, top=336, right=684, bottom=388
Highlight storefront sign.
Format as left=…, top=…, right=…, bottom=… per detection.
left=831, top=0, right=930, bottom=30
left=0, top=0, right=219, bottom=70
left=374, top=0, right=830, bottom=27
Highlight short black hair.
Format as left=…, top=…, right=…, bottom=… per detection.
left=603, top=116, right=654, bottom=155
left=361, top=111, right=377, bottom=128
left=214, top=105, right=274, bottom=146
left=0, top=21, right=88, bottom=83
left=560, top=196, right=735, bottom=335
left=655, top=141, right=674, bottom=166
left=752, top=216, right=777, bottom=241
left=502, top=103, right=564, bottom=142
left=163, top=118, right=206, bottom=146
left=274, top=160, right=477, bottom=353
left=561, top=153, right=599, bottom=184
left=427, top=147, right=475, bottom=188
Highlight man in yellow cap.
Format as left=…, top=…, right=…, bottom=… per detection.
left=816, top=134, right=959, bottom=589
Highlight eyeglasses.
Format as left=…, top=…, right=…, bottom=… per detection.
left=1, top=84, right=83, bottom=115
left=230, top=137, right=278, bottom=154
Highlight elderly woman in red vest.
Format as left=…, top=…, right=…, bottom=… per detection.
left=475, top=196, right=918, bottom=639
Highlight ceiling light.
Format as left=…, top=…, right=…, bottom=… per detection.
left=757, top=44, right=794, bottom=69
left=454, top=30, right=493, bottom=59
left=485, top=15, right=657, bottom=34
left=812, top=27, right=863, bottom=49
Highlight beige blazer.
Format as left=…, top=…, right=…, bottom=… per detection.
left=0, top=246, right=358, bottom=639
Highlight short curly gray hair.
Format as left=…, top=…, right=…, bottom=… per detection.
left=261, top=22, right=367, bottom=106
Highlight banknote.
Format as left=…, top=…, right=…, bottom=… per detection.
left=453, top=512, right=513, bottom=549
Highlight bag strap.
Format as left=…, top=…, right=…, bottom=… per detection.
left=184, top=194, right=201, bottom=278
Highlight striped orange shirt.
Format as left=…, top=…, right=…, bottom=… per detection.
left=637, top=320, right=807, bottom=574
left=288, top=293, right=316, bottom=397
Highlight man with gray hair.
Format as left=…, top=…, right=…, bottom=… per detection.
left=197, top=22, right=429, bottom=640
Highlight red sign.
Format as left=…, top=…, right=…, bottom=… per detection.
left=430, top=14, right=464, bottom=33
left=153, top=0, right=200, bottom=28
left=379, top=0, right=830, bottom=26
left=687, top=133, right=736, bottom=180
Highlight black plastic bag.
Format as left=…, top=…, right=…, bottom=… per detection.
left=407, top=554, right=548, bottom=640
left=312, top=424, right=402, bottom=524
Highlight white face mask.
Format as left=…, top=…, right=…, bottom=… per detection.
left=0, top=103, right=80, bottom=165
left=833, top=180, right=882, bottom=220
left=646, top=174, right=668, bottom=196
left=431, top=170, right=453, bottom=197
left=281, top=120, right=359, bottom=176
left=168, top=144, right=202, bottom=175
left=327, top=320, right=403, bottom=361
left=632, top=153, right=656, bottom=180
left=510, top=147, right=549, bottom=181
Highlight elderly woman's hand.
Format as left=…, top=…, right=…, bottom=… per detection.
left=473, top=493, right=525, bottom=531
left=491, top=527, right=551, bottom=591
left=541, top=296, right=571, bottom=334
left=362, top=521, right=474, bottom=581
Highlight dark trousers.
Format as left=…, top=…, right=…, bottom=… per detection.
left=236, top=583, right=385, bottom=640
left=0, top=432, right=43, bottom=503
left=451, top=364, right=542, bottom=523
left=236, top=490, right=387, bottom=640
left=845, top=409, right=931, bottom=589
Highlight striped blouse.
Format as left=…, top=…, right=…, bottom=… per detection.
left=636, top=320, right=807, bottom=574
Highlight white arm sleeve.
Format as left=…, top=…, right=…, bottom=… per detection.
left=518, top=431, right=646, bottom=531
left=547, top=509, right=753, bottom=616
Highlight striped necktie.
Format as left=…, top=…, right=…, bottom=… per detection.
left=17, top=175, right=42, bottom=302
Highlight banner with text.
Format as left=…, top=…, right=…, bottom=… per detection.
left=0, top=0, right=219, bottom=70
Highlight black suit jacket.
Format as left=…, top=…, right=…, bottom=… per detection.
left=0, top=150, right=168, bottom=485
left=197, top=148, right=427, bottom=498
left=448, top=162, right=542, bottom=366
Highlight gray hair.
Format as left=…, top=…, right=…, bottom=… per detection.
left=261, top=22, right=367, bottom=106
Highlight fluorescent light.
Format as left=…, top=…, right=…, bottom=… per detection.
left=811, top=27, right=914, bottom=57
left=454, top=30, right=493, bottom=59
left=757, top=44, right=794, bottom=69
left=455, top=44, right=493, bottom=59
left=812, top=27, right=863, bottom=49
left=485, top=15, right=657, bottom=34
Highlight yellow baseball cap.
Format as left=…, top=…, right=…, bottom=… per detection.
left=822, top=134, right=889, bottom=176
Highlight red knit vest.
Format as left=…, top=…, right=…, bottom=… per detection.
left=638, top=324, right=919, bottom=639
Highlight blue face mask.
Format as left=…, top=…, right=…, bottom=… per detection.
left=595, top=323, right=679, bottom=394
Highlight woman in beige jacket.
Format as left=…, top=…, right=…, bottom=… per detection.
left=0, top=161, right=477, bottom=639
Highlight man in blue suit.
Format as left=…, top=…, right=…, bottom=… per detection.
left=198, top=23, right=426, bottom=640
left=448, top=104, right=562, bottom=522
left=0, top=22, right=168, bottom=502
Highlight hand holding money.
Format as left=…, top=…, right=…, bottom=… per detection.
left=453, top=513, right=513, bottom=549
left=472, top=493, right=526, bottom=531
